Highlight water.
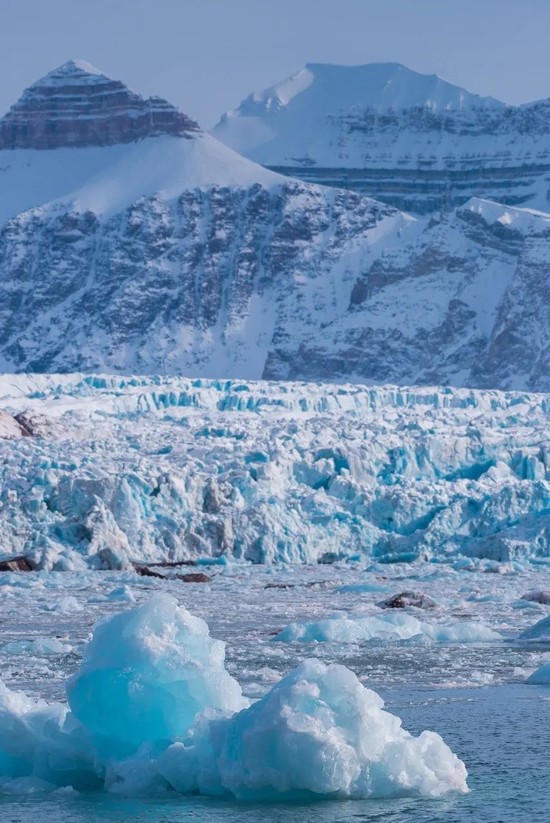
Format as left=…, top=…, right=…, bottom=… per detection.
left=1, top=564, right=549, bottom=821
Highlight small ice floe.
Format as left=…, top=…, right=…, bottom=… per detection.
left=0, top=595, right=468, bottom=800
left=1, top=637, right=73, bottom=655
left=40, top=596, right=83, bottom=614
left=106, top=585, right=136, bottom=602
left=275, top=612, right=501, bottom=644
left=519, top=615, right=550, bottom=642
left=526, top=663, right=550, bottom=685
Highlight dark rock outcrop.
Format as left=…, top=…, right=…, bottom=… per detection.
left=0, top=60, right=199, bottom=150
left=0, top=555, right=34, bottom=571
left=379, top=591, right=438, bottom=609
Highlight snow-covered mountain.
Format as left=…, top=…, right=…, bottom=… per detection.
left=268, top=198, right=550, bottom=392
left=0, top=61, right=548, bottom=391
left=0, top=59, right=200, bottom=151
left=0, top=60, right=406, bottom=377
left=212, top=62, right=550, bottom=214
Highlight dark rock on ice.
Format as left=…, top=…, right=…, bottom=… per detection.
left=0, top=555, right=34, bottom=572
left=520, top=590, right=550, bottom=605
left=175, top=572, right=211, bottom=583
left=378, top=591, right=438, bottom=610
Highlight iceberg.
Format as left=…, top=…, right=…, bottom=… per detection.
left=519, top=615, right=550, bottom=642
left=0, top=595, right=468, bottom=800
left=66, top=594, right=246, bottom=755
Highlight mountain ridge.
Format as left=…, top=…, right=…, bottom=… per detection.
left=0, top=60, right=547, bottom=393
left=212, top=62, right=550, bottom=214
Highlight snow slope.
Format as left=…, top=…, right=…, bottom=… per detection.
left=0, top=61, right=548, bottom=391
left=0, top=374, right=548, bottom=569
left=212, top=62, right=550, bottom=213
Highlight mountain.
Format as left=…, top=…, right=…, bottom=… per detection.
left=212, top=62, right=550, bottom=214
left=267, top=198, right=550, bottom=392
left=0, top=61, right=548, bottom=392
left=0, top=60, right=405, bottom=376
left=0, top=59, right=199, bottom=150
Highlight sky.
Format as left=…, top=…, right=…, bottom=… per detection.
left=1, top=0, right=550, bottom=128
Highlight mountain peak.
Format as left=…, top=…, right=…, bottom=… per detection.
left=212, top=60, right=507, bottom=171
left=0, top=60, right=200, bottom=150
left=235, top=61, right=504, bottom=119
left=35, top=59, right=107, bottom=86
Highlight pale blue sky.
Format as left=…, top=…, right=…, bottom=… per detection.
left=1, top=0, right=549, bottom=128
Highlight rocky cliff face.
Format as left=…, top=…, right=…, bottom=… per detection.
left=0, top=176, right=400, bottom=375
left=0, top=61, right=547, bottom=392
left=212, top=63, right=550, bottom=214
left=0, top=60, right=199, bottom=150
left=265, top=199, right=550, bottom=392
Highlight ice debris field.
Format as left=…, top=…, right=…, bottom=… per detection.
left=0, top=375, right=549, bottom=820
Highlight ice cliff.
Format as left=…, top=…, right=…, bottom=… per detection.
left=0, top=375, right=548, bottom=569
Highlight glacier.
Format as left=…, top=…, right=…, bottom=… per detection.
left=0, top=374, right=548, bottom=570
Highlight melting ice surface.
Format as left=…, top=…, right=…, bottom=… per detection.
left=0, top=595, right=467, bottom=801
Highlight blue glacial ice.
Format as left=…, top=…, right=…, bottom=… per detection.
left=66, top=593, right=246, bottom=755
left=519, top=614, right=550, bottom=642
left=0, top=375, right=549, bottom=569
left=0, top=595, right=469, bottom=800
left=526, top=663, right=550, bottom=684
left=275, top=612, right=501, bottom=643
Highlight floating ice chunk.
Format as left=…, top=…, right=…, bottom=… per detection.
left=1, top=637, right=73, bottom=655
left=41, top=596, right=83, bottom=613
left=0, top=598, right=470, bottom=801
left=156, top=660, right=469, bottom=800
left=275, top=612, right=500, bottom=643
left=0, top=681, right=65, bottom=778
left=0, top=680, right=97, bottom=790
left=107, top=585, right=136, bottom=602
left=519, top=615, right=550, bottom=642
left=66, top=594, right=246, bottom=755
left=526, top=663, right=550, bottom=685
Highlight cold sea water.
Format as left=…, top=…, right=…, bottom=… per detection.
left=0, top=563, right=548, bottom=822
